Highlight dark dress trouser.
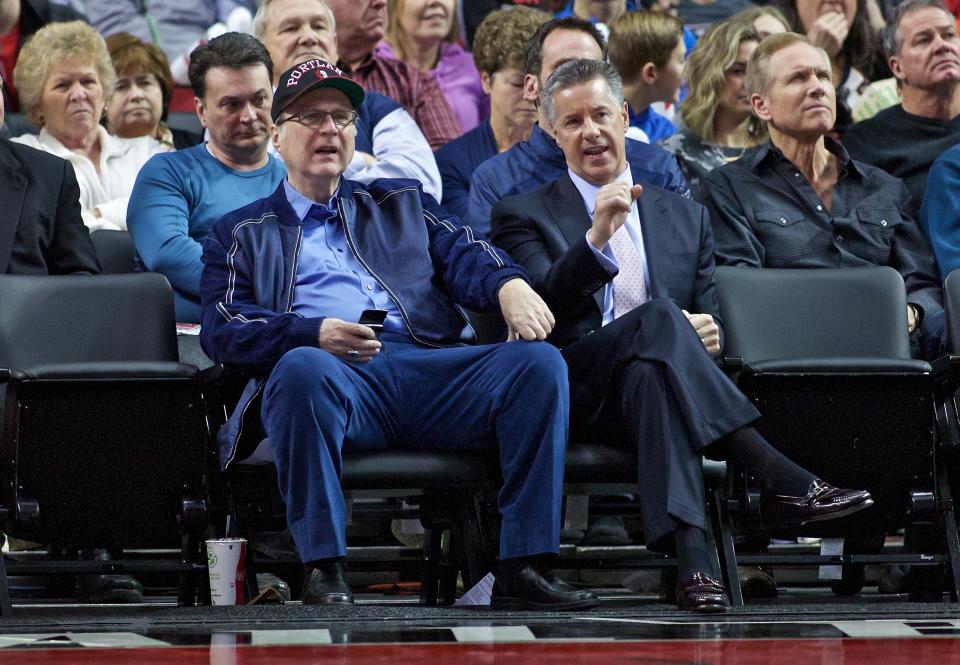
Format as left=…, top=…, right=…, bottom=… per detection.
left=261, top=337, right=569, bottom=563
left=560, top=298, right=760, bottom=549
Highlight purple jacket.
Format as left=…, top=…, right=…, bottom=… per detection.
left=376, top=41, right=488, bottom=133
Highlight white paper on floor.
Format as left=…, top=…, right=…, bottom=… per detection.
left=454, top=572, right=495, bottom=606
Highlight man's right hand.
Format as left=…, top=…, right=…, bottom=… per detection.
left=587, top=182, right=642, bottom=249
left=319, top=318, right=382, bottom=362
left=807, top=11, right=849, bottom=59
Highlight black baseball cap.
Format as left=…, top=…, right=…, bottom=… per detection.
left=271, top=59, right=365, bottom=122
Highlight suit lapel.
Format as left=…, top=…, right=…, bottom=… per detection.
left=0, top=143, right=27, bottom=275
left=544, top=174, right=606, bottom=313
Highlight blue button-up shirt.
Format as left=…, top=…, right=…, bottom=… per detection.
left=570, top=166, right=651, bottom=326
left=286, top=180, right=406, bottom=335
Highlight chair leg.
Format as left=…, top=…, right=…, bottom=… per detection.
left=177, top=533, right=201, bottom=607
left=938, top=460, right=960, bottom=602
left=420, top=527, right=443, bottom=606
left=0, top=552, right=12, bottom=616
left=710, top=484, right=742, bottom=606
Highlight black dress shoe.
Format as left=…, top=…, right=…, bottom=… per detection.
left=490, top=564, right=600, bottom=611
left=763, top=479, right=874, bottom=527
left=675, top=571, right=730, bottom=613
left=302, top=561, right=353, bottom=605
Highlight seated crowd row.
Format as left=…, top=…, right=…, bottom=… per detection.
left=3, top=0, right=957, bottom=611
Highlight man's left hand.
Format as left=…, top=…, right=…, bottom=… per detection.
left=498, top=278, right=555, bottom=341
left=683, top=310, right=721, bottom=355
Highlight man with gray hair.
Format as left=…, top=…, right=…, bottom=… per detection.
left=251, top=0, right=441, bottom=200
left=702, top=32, right=945, bottom=358
left=492, top=57, right=875, bottom=613
left=843, top=0, right=960, bottom=206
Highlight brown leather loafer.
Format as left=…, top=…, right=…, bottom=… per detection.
left=675, top=571, right=730, bottom=613
left=763, top=479, right=874, bottom=527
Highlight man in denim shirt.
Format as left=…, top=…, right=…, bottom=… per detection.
left=702, top=33, right=945, bottom=358
left=201, top=59, right=599, bottom=611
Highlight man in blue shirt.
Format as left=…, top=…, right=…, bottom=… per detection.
left=200, top=59, right=598, bottom=611
left=466, top=17, right=688, bottom=235
left=128, top=33, right=287, bottom=323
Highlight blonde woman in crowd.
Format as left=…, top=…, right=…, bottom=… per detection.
left=378, top=0, right=486, bottom=132
left=12, top=21, right=164, bottom=232
left=660, top=18, right=766, bottom=200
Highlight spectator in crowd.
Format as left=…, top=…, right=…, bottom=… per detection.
left=67, top=0, right=254, bottom=64
left=200, top=58, right=601, bottom=611
left=491, top=58, right=874, bottom=613
left=127, top=33, right=285, bottom=323
left=608, top=10, right=685, bottom=143
left=325, top=0, right=462, bottom=149
left=12, top=21, right=163, bottom=232
left=556, top=0, right=635, bottom=37
left=104, top=33, right=200, bottom=150
left=731, top=5, right=790, bottom=38
left=660, top=19, right=764, bottom=200
left=770, top=0, right=877, bottom=134
left=467, top=17, right=688, bottom=236
left=379, top=0, right=486, bottom=133
left=844, top=0, right=960, bottom=208
left=0, top=73, right=98, bottom=275
left=676, top=0, right=752, bottom=27
left=0, top=0, right=86, bottom=114
left=463, top=0, right=567, bottom=46
left=252, top=0, right=441, bottom=200
left=702, top=33, right=946, bottom=359
left=920, top=144, right=960, bottom=280
left=434, top=6, right=550, bottom=220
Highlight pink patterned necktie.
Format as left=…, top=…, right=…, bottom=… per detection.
left=608, top=224, right=647, bottom=319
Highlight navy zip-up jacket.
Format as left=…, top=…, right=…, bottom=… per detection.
left=200, top=177, right=526, bottom=469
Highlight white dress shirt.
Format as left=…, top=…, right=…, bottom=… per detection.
left=569, top=165, right=651, bottom=326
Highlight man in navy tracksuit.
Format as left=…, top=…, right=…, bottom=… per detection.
left=199, top=59, right=598, bottom=610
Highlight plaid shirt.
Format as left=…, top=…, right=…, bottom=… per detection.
left=346, top=54, right=462, bottom=151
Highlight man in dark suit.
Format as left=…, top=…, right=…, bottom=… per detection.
left=491, top=58, right=873, bottom=612
left=0, top=75, right=98, bottom=275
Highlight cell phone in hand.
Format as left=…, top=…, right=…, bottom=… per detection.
left=359, top=308, right=388, bottom=339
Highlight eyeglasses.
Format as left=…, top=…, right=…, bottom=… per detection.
left=280, top=109, right=358, bottom=128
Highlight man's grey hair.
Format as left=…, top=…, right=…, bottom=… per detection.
left=881, top=0, right=952, bottom=58
left=252, top=0, right=337, bottom=40
left=540, top=59, right=624, bottom=126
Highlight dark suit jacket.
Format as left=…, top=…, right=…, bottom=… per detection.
left=0, top=138, right=99, bottom=275
left=490, top=172, right=722, bottom=350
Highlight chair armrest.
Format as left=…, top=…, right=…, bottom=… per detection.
left=199, top=363, right=225, bottom=384
left=930, top=355, right=960, bottom=387
left=12, top=361, right=200, bottom=381
left=743, top=357, right=932, bottom=375
left=719, top=356, right=743, bottom=372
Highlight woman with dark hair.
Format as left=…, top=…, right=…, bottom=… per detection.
left=770, top=0, right=879, bottom=133
left=433, top=6, right=551, bottom=219
left=104, top=33, right=200, bottom=150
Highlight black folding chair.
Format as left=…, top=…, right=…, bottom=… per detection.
left=0, top=274, right=209, bottom=613
left=716, top=266, right=960, bottom=601
left=89, top=230, right=136, bottom=274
